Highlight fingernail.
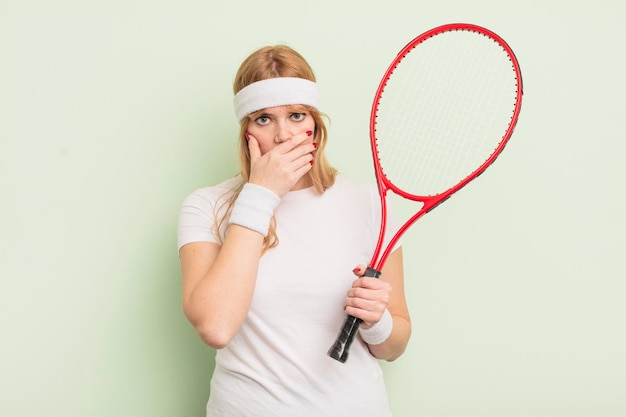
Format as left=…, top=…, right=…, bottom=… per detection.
left=245, top=132, right=250, bottom=141
left=306, top=130, right=313, bottom=136
left=312, top=142, right=317, bottom=149
left=353, top=267, right=360, bottom=274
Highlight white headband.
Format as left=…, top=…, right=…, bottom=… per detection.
left=233, top=77, right=320, bottom=122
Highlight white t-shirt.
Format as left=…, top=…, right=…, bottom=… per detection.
left=178, top=174, right=398, bottom=417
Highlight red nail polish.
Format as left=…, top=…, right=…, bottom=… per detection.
left=306, top=130, right=313, bottom=136
left=353, top=268, right=360, bottom=274
left=312, top=142, right=317, bottom=148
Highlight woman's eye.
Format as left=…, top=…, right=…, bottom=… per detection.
left=255, top=115, right=270, bottom=125
left=291, top=112, right=306, bottom=121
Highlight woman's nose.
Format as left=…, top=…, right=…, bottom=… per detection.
left=274, top=122, right=292, bottom=143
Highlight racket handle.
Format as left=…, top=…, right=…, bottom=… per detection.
left=328, top=267, right=381, bottom=363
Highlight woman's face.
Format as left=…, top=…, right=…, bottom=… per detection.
left=245, top=105, right=316, bottom=154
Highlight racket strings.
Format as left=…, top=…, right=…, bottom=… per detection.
left=374, top=30, right=520, bottom=196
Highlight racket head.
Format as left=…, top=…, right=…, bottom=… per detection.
left=370, top=23, right=523, bottom=202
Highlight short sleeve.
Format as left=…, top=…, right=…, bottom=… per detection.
left=177, top=178, right=241, bottom=250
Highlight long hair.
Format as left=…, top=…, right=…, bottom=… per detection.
left=216, top=45, right=337, bottom=252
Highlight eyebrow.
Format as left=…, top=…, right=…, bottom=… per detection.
left=257, top=106, right=307, bottom=117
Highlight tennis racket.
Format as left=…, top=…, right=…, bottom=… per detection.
left=328, top=23, right=523, bottom=362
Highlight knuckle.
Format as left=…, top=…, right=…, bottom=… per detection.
left=352, top=298, right=365, bottom=309
left=352, top=287, right=365, bottom=298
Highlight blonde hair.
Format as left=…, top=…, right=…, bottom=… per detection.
left=216, top=45, right=337, bottom=252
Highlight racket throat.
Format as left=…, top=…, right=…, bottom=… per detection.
left=425, top=194, right=452, bottom=214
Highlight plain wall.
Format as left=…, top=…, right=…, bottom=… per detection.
left=1, top=0, right=624, bottom=416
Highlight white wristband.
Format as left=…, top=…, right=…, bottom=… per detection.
left=359, top=309, right=393, bottom=345
left=228, top=183, right=281, bottom=237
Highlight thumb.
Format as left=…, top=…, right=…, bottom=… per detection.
left=247, top=133, right=261, bottom=162
left=352, top=265, right=367, bottom=277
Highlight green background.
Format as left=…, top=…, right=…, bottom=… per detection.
left=1, top=0, right=624, bottom=416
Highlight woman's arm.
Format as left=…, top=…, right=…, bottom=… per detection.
left=179, top=225, right=264, bottom=349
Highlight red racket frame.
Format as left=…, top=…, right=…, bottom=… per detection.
left=328, top=23, right=523, bottom=363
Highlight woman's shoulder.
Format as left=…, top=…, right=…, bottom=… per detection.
left=332, top=174, right=377, bottom=194
left=183, top=175, right=242, bottom=204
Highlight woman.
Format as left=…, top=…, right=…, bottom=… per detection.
left=178, top=45, right=411, bottom=417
